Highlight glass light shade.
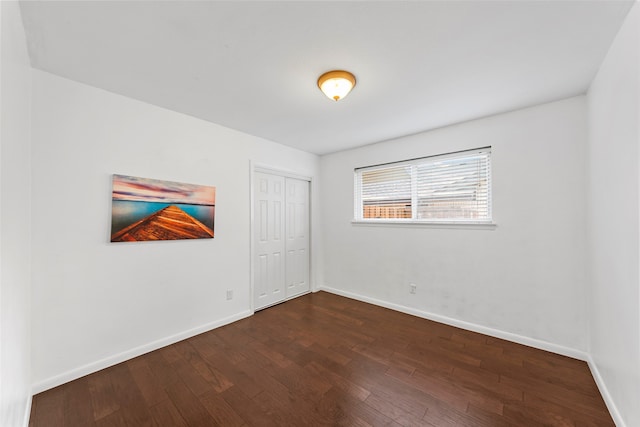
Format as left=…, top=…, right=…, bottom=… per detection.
left=317, top=70, right=356, bottom=101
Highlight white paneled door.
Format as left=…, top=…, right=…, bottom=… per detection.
left=285, top=177, right=310, bottom=298
left=253, top=172, right=310, bottom=311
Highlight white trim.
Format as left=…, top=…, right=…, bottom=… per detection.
left=317, top=286, right=587, bottom=361
left=31, top=310, right=252, bottom=394
left=22, top=394, right=32, bottom=427
left=351, top=219, right=497, bottom=230
left=249, top=162, right=256, bottom=313
left=587, top=355, right=626, bottom=427
left=253, top=163, right=312, bottom=182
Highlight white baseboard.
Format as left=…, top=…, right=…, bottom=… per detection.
left=587, top=355, right=626, bottom=427
left=317, top=286, right=587, bottom=361
left=31, top=310, right=253, bottom=395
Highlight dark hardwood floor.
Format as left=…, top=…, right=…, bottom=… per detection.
left=29, top=291, right=614, bottom=426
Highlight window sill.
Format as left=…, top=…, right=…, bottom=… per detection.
left=351, top=219, right=497, bottom=230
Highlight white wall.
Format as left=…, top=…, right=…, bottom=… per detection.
left=30, top=70, right=320, bottom=391
left=320, top=97, right=588, bottom=355
left=587, top=2, right=640, bottom=426
left=0, top=1, right=32, bottom=426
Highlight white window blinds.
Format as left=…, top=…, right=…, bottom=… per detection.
left=360, top=164, right=413, bottom=219
left=355, top=148, right=492, bottom=222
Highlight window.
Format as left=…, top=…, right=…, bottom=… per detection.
left=354, top=147, right=492, bottom=223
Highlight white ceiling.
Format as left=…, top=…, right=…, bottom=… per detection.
left=20, top=1, right=633, bottom=155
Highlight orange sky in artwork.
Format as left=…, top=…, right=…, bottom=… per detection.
left=112, top=174, right=215, bottom=205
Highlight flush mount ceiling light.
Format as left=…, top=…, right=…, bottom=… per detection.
left=317, top=70, right=356, bottom=101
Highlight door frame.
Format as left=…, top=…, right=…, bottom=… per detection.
left=250, top=162, right=313, bottom=312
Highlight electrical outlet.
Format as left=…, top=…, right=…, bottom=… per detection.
left=410, top=283, right=417, bottom=294
left=226, top=290, right=233, bottom=300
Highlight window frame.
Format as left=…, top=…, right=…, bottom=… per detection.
left=353, top=147, right=494, bottom=227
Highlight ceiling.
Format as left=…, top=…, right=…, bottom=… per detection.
left=20, top=1, right=633, bottom=155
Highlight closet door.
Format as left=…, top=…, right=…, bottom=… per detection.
left=253, top=172, right=310, bottom=311
left=285, top=178, right=310, bottom=298
left=254, top=172, right=286, bottom=310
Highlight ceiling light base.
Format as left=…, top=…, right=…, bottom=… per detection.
left=317, top=70, right=356, bottom=101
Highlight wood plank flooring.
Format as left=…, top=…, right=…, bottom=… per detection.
left=29, top=291, right=614, bottom=426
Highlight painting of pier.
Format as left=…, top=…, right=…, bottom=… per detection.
left=110, top=174, right=216, bottom=242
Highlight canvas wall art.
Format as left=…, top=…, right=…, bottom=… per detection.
left=110, top=174, right=215, bottom=242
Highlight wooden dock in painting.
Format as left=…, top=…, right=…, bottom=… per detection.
left=111, top=205, right=214, bottom=242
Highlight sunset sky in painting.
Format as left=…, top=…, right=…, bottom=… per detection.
left=112, top=174, right=215, bottom=205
